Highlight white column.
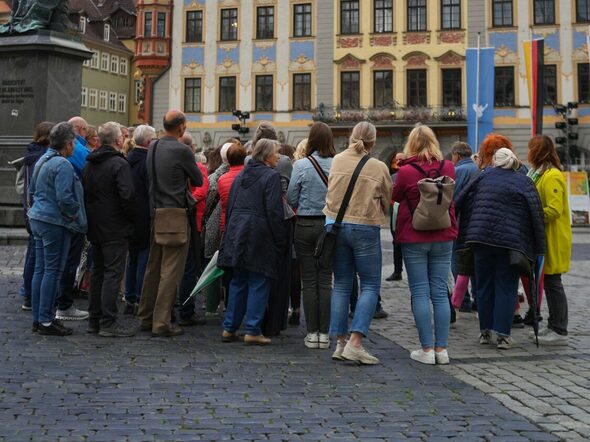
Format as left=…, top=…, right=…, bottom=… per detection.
left=517, top=3, right=530, bottom=119
left=239, top=1, right=254, bottom=112
left=275, top=0, right=290, bottom=118
left=169, top=0, right=184, bottom=109
left=560, top=2, right=574, bottom=104
left=202, top=0, right=218, bottom=122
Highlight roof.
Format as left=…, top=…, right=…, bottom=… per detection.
left=0, top=1, right=11, bottom=14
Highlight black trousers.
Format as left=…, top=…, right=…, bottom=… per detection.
left=544, top=274, right=568, bottom=335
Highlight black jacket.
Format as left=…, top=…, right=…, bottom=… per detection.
left=127, top=147, right=150, bottom=249
left=217, top=160, right=287, bottom=280
left=456, top=167, right=546, bottom=261
left=83, top=145, right=135, bottom=244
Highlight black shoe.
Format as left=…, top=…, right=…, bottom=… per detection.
left=38, top=320, right=73, bottom=336
left=22, top=297, right=32, bottom=311
left=385, top=272, right=402, bottom=281
left=512, top=315, right=525, bottom=329
left=288, top=310, right=300, bottom=326
left=523, top=308, right=543, bottom=326
left=32, top=321, right=39, bottom=333
left=178, top=314, right=206, bottom=326
left=87, top=319, right=100, bottom=334
left=373, top=308, right=388, bottom=319
left=123, top=302, right=137, bottom=315
left=99, top=322, right=136, bottom=337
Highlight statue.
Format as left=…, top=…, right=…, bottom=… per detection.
left=0, top=0, right=69, bottom=35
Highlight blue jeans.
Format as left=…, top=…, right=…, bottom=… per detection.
left=57, top=232, right=84, bottom=310
left=329, top=224, right=381, bottom=337
left=30, top=220, right=72, bottom=324
left=473, top=244, right=519, bottom=337
left=223, top=268, right=272, bottom=336
left=124, top=246, right=149, bottom=304
left=402, top=241, right=453, bottom=348
left=23, top=234, right=36, bottom=299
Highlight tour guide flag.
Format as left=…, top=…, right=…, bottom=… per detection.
left=466, top=47, right=495, bottom=151
left=524, top=39, right=545, bottom=135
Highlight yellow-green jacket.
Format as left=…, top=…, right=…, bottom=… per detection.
left=535, top=168, right=571, bottom=275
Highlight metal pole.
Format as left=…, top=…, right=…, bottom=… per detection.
left=475, top=32, right=481, bottom=150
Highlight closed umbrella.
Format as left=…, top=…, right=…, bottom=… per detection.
left=182, top=250, right=224, bottom=305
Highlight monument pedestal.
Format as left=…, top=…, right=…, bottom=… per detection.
left=0, top=31, right=91, bottom=226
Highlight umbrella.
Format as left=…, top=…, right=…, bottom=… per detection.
left=529, top=255, right=545, bottom=347
left=182, top=250, right=224, bottom=305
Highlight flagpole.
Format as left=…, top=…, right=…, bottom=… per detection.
left=475, top=32, right=481, bottom=150
left=530, top=27, right=534, bottom=136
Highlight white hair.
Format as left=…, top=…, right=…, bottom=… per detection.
left=133, top=124, right=156, bottom=147
left=98, top=122, right=122, bottom=147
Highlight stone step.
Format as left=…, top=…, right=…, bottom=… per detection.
left=0, top=227, right=29, bottom=245
left=0, top=187, right=22, bottom=205
left=0, top=206, right=25, bottom=227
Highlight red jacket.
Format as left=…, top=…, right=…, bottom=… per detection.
left=218, top=165, right=244, bottom=233
left=392, top=156, right=458, bottom=243
left=191, top=162, right=209, bottom=233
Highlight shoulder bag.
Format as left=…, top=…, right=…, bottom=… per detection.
left=313, top=155, right=369, bottom=269
left=151, top=140, right=189, bottom=246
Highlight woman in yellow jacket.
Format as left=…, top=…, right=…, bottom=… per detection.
left=527, top=135, right=572, bottom=345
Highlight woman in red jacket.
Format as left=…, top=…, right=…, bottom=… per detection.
left=392, top=124, right=458, bottom=365
left=217, top=143, right=247, bottom=234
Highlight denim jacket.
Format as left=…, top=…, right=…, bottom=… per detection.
left=28, top=148, right=87, bottom=234
left=287, top=153, right=332, bottom=216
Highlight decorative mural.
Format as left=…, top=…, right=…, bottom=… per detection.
left=490, top=31, right=519, bottom=64
left=252, top=42, right=277, bottom=73
left=289, top=41, right=315, bottom=71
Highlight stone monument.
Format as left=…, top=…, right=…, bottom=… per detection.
left=0, top=1, right=91, bottom=226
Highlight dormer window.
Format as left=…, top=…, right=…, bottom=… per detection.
left=79, top=16, right=86, bottom=34
left=104, top=24, right=110, bottom=41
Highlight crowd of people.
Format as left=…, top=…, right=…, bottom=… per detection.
left=19, top=112, right=572, bottom=365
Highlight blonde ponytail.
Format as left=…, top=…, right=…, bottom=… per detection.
left=348, top=121, right=376, bottom=154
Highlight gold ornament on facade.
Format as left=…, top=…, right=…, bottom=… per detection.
left=222, top=56, right=234, bottom=69
left=495, top=45, right=512, bottom=60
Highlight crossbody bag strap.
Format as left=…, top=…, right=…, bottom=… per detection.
left=334, top=155, right=369, bottom=225
left=27, top=152, right=58, bottom=208
left=308, top=155, right=328, bottom=187
left=150, top=140, right=161, bottom=209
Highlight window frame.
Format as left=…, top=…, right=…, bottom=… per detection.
left=220, top=8, right=238, bottom=41
left=184, top=78, right=202, bottom=113
left=108, top=92, right=117, bottom=112
left=341, top=71, right=361, bottom=109
left=254, top=75, right=274, bottom=112
left=578, top=63, right=590, bottom=104
left=494, top=66, right=515, bottom=107
left=293, top=3, right=312, bottom=37
left=441, top=0, right=461, bottom=30
left=218, top=76, right=237, bottom=112
left=144, top=11, right=152, bottom=37
left=99, top=90, right=108, bottom=111
left=577, top=0, right=590, bottom=22
left=100, top=52, right=109, bottom=71
left=373, top=70, right=394, bottom=108
left=110, top=55, right=119, bottom=74
left=543, top=64, right=557, bottom=105
left=293, top=73, right=312, bottom=111
left=374, top=0, right=393, bottom=33
left=81, top=87, right=88, bottom=107
left=256, top=6, right=275, bottom=39
left=407, top=69, right=427, bottom=107
left=340, top=0, right=360, bottom=35
left=119, top=58, right=128, bottom=76
left=186, top=10, right=203, bottom=42
left=492, top=0, right=513, bottom=27
left=79, top=16, right=86, bottom=34
left=533, top=0, right=555, bottom=25
left=441, top=68, right=462, bottom=107
left=88, top=89, right=98, bottom=109
left=90, top=51, right=99, bottom=69
left=103, top=24, right=110, bottom=41
left=118, top=93, right=127, bottom=113
left=407, top=0, right=427, bottom=32
left=156, top=12, right=166, bottom=37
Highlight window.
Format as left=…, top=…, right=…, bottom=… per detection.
left=101, top=52, right=109, bottom=71
left=134, top=80, right=142, bottom=104
left=294, top=3, right=312, bottom=37
left=407, top=69, right=427, bottom=106
left=110, top=55, right=119, bottom=74
left=184, top=78, right=202, bottom=113
left=89, top=89, right=98, bottom=109
left=186, top=10, right=203, bottom=42
left=494, top=66, right=515, bottom=107
left=157, top=12, right=166, bottom=37
left=577, top=0, right=590, bottom=22
left=109, top=92, right=117, bottom=112
left=83, top=57, right=90, bottom=67
left=534, top=0, right=554, bottom=25
left=79, top=16, right=86, bottom=34
left=256, top=6, right=274, bottom=39
left=119, top=58, right=128, bottom=76
left=408, top=0, right=427, bottom=31
left=374, top=0, right=393, bottom=33
left=144, top=11, right=152, bottom=37
left=99, top=90, right=108, bottom=110
left=341, top=71, right=360, bottom=109
left=255, top=75, right=273, bottom=111
left=118, top=94, right=127, bottom=113
left=220, top=8, right=238, bottom=41
left=81, top=87, right=88, bottom=107
left=544, top=64, right=557, bottom=105
left=492, top=0, right=513, bottom=27
left=103, top=24, right=110, bottom=41
left=373, top=70, right=393, bottom=107
left=293, top=73, right=312, bottom=110
left=441, top=0, right=461, bottom=29
left=578, top=64, right=590, bottom=103
left=219, top=76, right=236, bottom=112
left=341, top=1, right=360, bottom=35
left=442, top=68, right=462, bottom=106
left=90, top=51, right=99, bottom=69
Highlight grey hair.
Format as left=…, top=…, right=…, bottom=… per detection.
left=99, top=122, right=122, bottom=147
left=49, top=122, right=76, bottom=150
left=251, top=138, right=280, bottom=162
left=133, top=124, right=156, bottom=147
left=252, top=121, right=277, bottom=145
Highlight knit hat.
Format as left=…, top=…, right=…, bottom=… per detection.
left=493, top=147, right=519, bottom=171
left=220, top=142, right=233, bottom=164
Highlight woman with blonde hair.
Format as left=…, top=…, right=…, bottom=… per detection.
left=392, top=124, right=458, bottom=364
left=294, top=138, right=308, bottom=161
left=326, top=121, right=391, bottom=364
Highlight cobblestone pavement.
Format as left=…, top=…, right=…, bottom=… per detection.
left=0, top=245, right=560, bottom=440
left=377, top=228, right=590, bottom=441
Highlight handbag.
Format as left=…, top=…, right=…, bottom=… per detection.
left=509, top=249, right=532, bottom=276
left=151, top=140, right=189, bottom=247
left=313, top=155, right=369, bottom=269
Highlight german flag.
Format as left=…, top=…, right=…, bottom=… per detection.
left=524, top=39, right=545, bottom=135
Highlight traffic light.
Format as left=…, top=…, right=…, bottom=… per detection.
left=231, top=109, right=251, bottom=140
left=553, top=103, right=581, bottom=169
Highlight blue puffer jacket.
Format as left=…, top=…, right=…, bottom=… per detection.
left=217, top=159, right=287, bottom=280
left=455, top=167, right=545, bottom=261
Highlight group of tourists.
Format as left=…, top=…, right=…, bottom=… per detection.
left=19, top=111, right=572, bottom=366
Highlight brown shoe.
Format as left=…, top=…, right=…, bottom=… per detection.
left=244, top=334, right=271, bottom=346
left=221, top=330, right=239, bottom=343
left=152, top=324, right=184, bottom=337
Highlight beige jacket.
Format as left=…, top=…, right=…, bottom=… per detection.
left=323, top=148, right=392, bottom=226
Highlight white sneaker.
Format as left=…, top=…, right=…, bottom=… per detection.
left=410, top=349, right=436, bottom=365
left=304, top=332, right=319, bottom=349
left=318, top=333, right=330, bottom=349
left=537, top=330, right=568, bottom=346
left=528, top=328, right=551, bottom=339
left=435, top=349, right=450, bottom=365
left=332, top=340, right=346, bottom=360
left=497, top=335, right=512, bottom=350
left=479, top=330, right=493, bottom=345
left=55, top=306, right=89, bottom=321
left=341, top=342, right=379, bottom=365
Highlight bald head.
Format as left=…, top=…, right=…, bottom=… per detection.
left=163, top=110, right=186, bottom=137
left=68, top=116, right=88, bottom=137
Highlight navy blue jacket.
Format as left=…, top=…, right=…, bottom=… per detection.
left=453, top=157, right=478, bottom=201
left=218, top=159, right=287, bottom=280
left=127, top=147, right=150, bottom=249
left=455, top=167, right=545, bottom=261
